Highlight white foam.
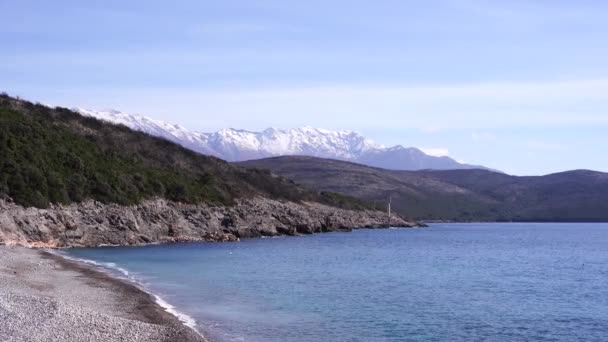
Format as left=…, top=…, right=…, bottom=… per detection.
left=152, top=294, right=197, bottom=329
left=48, top=250, right=200, bottom=333
left=51, top=252, right=131, bottom=278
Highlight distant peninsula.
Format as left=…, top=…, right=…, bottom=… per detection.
left=240, top=156, right=608, bottom=222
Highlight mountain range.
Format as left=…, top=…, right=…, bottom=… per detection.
left=0, top=94, right=419, bottom=247
left=75, top=108, right=489, bottom=171
left=4, top=96, right=606, bottom=224
left=240, top=156, right=608, bottom=222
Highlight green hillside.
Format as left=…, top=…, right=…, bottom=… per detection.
left=0, top=94, right=372, bottom=211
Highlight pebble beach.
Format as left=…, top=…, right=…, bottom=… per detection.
left=0, top=246, right=206, bottom=342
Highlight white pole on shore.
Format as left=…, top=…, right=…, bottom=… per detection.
left=387, top=195, right=392, bottom=227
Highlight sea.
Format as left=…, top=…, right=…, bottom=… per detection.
left=63, top=223, right=608, bottom=342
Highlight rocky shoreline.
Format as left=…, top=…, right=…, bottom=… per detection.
left=0, top=197, right=422, bottom=248
left=0, top=198, right=422, bottom=341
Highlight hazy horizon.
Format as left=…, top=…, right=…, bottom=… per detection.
left=3, top=1, right=608, bottom=175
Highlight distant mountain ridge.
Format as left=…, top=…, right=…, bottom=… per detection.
left=240, top=156, right=608, bottom=222
left=75, top=108, right=490, bottom=171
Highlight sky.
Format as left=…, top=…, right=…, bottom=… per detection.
left=2, top=0, right=608, bottom=175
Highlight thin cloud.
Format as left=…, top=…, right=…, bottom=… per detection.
left=522, top=140, right=566, bottom=152
left=99, top=79, right=608, bottom=132
left=17, top=79, right=608, bottom=133
left=419, top=148, right=450, bottom=157
left=471, top=132, right=496, bottom=142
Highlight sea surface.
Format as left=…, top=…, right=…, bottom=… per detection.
left=64, top=223, right=608, bottom=342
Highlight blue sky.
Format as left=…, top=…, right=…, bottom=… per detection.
left=2, top=0, right=608, bottom=175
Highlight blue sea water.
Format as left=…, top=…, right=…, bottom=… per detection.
left=65, top=223, right=608, bottom=342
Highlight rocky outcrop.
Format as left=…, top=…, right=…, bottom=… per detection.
left=0, top=198, right=422, bottom=248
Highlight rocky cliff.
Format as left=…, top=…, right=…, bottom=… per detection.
left=0, top=197, right=421, bottom=248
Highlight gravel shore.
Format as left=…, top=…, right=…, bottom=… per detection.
left=0, top=246, right=207, bottom=342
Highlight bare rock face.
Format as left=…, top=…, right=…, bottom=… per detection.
left=0, top=198, right=421, bottom=248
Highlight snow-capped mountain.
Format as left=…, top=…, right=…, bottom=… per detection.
left=74, top=108, right=488, bottom=171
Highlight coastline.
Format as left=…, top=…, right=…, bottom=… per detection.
left=0, top=197, right=421, bottom=248
left=0, top=246, right=207, bottom=342
left=49, top=250, right=200, bottom=330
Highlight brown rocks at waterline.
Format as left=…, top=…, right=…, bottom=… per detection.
left=0, top=198, right=422, bottom=248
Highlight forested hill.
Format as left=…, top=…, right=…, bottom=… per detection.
left=0, top=94, right=371, bottom=211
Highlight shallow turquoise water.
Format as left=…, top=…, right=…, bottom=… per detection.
left=65, top=223, right=608, bottom=341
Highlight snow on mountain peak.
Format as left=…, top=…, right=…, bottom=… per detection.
left=74, top=107, right=383, bottom=161
left=72, top=107, right=486, bottom=171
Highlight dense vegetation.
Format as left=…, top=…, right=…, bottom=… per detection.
left=0, top=94, right=375, bottom=211
left=240, top=156, right=608, bottom=222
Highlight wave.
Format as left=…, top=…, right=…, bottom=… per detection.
left=152, top=293, right=197, bottom=329
left=47, top=250, right=199, bottom=331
